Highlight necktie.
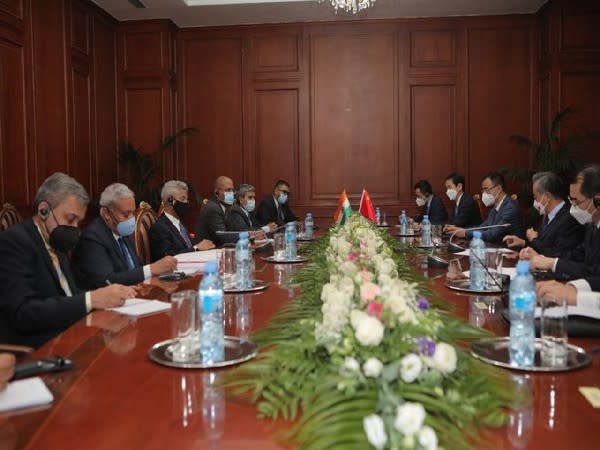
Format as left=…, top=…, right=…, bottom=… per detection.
left=179, top=222, right=193, bottom=248
left=540, top=216, right=550, bottom=234
left=454, top=203, right=459, bottom=218
left=48, top=248, right=73, bottom=296
left=277, top=205, right=284, bottom=224
left=118, top=238, right=136, bottom=270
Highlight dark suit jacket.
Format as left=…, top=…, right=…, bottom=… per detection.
left=466, top=195, right=524, bottom=244
left=415, top=195, right=448, bottom=225
left=0, top=218, right=87, bottom=348
left=585, top=276, right=600, bottom=292
left=449, top=193, right=481, bottom=228
left=195, top=198, right=238, bottom=246
left=227, top=204, right=262, bottom=231
left=554, top=224, right=600, bottom=280
left=73, top=217, right=144, bottom=289
left=256, top=195, right=297, bottom=226
left=527, top=202, right=584, bottom=258
left=149, top=213, right=196, bottom=261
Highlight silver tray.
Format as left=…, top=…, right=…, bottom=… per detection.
left=395, top=233, right=419, bottom=238
left=224, top=279, right=270, bottom=293
left=262, top=255, right=308, bottom=264
left=297, top=236, right=315, bottom=242
left=446, top=278, right=508, bottom=294
left=148, top=337, right=258, bottom=369
left=471, top=337, right=590, bottom=372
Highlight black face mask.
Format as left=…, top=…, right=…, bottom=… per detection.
left=173, top=199, right=190, bottom=218
left=45, top=208, right=81, bottom=253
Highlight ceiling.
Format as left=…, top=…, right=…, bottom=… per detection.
left=91, top=0, right=549, bottom=28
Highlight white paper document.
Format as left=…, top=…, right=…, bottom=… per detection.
left=109, top=298, right=171, bottom=317
left=455, top=248, right=515, bottom=257
left=535, top=306, right=600, bottom=320
left=175, top=249, right=220, bottom=274
left=0, top=377, right=54, bottom=412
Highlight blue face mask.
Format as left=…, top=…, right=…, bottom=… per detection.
left=244, top=199, right=256, bottom=212
left=277, top=193, right=288, bottom=205
left=116, top=216, right=136, bottom=237
left=223, top=191, right=235, bottom=206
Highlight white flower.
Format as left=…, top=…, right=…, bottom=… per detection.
left=400, top=353, right=423, bottom=383
left=432, top=342, right=457, bottom=374
left=363, top=357, right=383, bottom=378
left=363, top=414, right=387, bottom=450
left=394, top=402, right=426, bottom=435
left=340, top=260, right=359, bottom=276
left=354, top=315, right=384, bottom=346
left=360, top=282, right=381, bottom=303
left=418, top=425, right=438, bottom=450
left=343, top=356, right=360, bottom=372
left=350, top=309, right=368, bottom=329
left=386, top=295, right=417, bottom=324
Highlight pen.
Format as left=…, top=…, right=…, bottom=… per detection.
left=105, top=279, right=111, bottom=286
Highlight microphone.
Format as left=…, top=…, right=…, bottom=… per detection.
left=447, top=223, right=511, bottom=253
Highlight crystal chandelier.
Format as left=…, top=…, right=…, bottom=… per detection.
left=318, top=0, right=376, bottom=14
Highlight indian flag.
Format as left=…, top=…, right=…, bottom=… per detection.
left=333, top=190, right=352, bottom=225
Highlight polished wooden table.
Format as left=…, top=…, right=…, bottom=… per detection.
left=2, top=245, right=599, bottom=450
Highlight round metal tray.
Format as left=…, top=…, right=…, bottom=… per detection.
left=470, top=337, right=590, bottom=372
left=223, top=279, right=270, bottom=293
left=446, top=278, right=508, bottom=294
left=148, top=337, right=258, bottom=369
left=262, top=255, right=308, bottom=264
left=297, top=236, right=315, bottom=242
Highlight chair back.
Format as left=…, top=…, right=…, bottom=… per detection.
left=134, top=201, right=158, bottom=265
left=0, top=203, right=23, bottom=231
left=472, top=194, right=488, bottom=221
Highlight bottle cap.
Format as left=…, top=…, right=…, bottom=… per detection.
left=423, top=215, right=429, bottom=220
left=204, top=260, right=217, bottom=274
left=516, top=259, right=530, bottom=275
left=239, top=231, right=249, bottom=240
left=473, top=230, right=482, bottom=239
left=287, top=221, right=295, bottom=227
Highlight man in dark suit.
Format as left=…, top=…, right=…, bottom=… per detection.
left=525, top=165, right=600, bottom=280
left=503, top=172, right=583, bottom=257
left=446, top=171, right=524, bottom=244
left=150, top=180, right=214, bottom=261
left=73, top=183, right=178, bottom=289
left=195, top=176, right=239, bottom=246
left=0, top=173, right=135, bottom=348
left=256, top=179, right=298, bottom=226
left=227, top=184, right=278, bottom=236
left=444, top=173, right=481, bottom=228
left=412, top=179, right=448, bottom=225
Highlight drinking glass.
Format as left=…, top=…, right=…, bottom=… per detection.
left=485, top=249, right=503, bottom=288
left=218, top=248, right=236, bottom=289
left=170, top=290, right=198, bottom=362
left=273, top=233, right=286, bottom=261
left=540, top=296, right=568, bottom=367
left=296, top=222, right=305, bottom=239
left=446, top=258, right=463, bottom=280
left=431, top=225, right=443, bottom=246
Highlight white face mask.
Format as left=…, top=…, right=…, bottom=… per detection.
left=244, top=199, right=255, bottom=213
left=570, top=204, right=593, bottom=225
left=415, top=197, right=426, bottom=207
left=446, top=189, right=457, bottom=201
left=481, top=192, right=495, bottom=207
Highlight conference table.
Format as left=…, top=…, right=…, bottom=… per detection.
left=2, top=236, right=599, bottom=450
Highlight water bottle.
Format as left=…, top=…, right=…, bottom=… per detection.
left=421, top=215, right=432, bottom=247
left=375, top=207, right=381, bottom=226
left=399, top=210, right=408, bottom=235
left=304, top=213, right=314, bottom=239
left=235, top=231, right=252, bottom=289
left=284, top=222, right=297, bottom=259
left=509, top=260, right=536, bottom=366
left=469, top=231, right=486, bottom=290
left=199, top=260, right=224, bottom=364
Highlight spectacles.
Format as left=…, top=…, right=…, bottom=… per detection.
left=568, top=196, right=588, bottom=207
left=481, top=185, right=497, bottom=193
left=278, top=189, right=290, bottom=195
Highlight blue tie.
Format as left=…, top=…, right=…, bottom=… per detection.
left=118, top=238, right=136, bottom=270
left=179, top=222, right=193, bottom=248
left=540, top=216, right=550, bottom=234
left=454, top=203, right=459, bottom=217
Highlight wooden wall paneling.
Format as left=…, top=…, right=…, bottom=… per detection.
left=410, top=28, right=456, bottom=69
left=248, top=28, right=302, bottom=81
left=559, top=0, right=600, bottom=53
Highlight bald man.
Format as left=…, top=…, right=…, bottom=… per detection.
left=195, top=176, right=239, bottom=245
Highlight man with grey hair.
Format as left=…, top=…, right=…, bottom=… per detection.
left=503, top=171, right=583, bottom=257
left=0, top=173, right=136, bottom=348
left=150, top=180, right=214, bottom=260
left=227, top=184, right=277, bottom=238
left=74, top=182, right=178, bottom=289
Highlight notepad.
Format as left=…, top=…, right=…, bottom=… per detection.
left=456, top=248, right=515, bottom=257
left=175, top=249, right=220, bottom=274
left=109, top=298, right=171, bottom=317
left=0, top=377, right=54, bottom=412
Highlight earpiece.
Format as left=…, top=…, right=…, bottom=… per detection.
left=168, top=196, right=174, bottom=204
left=39, top=206, right=49, bottom=219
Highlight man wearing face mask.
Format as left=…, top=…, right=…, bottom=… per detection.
left=446, top=171, right=524, bottom=244
left=257, top=180, right=298, bottom=227
left=523, top=165, right=600, bottom=280
left=73, top=183, right=179, bottom=289
left=412, top=179, right=448, bottom=225
left=227, top=184, right=278, bottom=237
left=150, top=180, right=215, bottom=260
left=503, top=172, right=583, bottom=256
left=195, top=176, right=239, bottom=246
left=444, top=173, right=481, bottom=228
left=0, top=173, right=136, bottom=348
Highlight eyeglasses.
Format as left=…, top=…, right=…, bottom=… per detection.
left=481, top=185, right=497, bottom=194
left=278, top=189, right=290, bottom=195
left=568, top=196, right=588, bottom=207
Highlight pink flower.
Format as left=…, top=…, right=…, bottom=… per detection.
left=360, top=282, right=381, bottom=303
left=367, top=301, right=384, bottom=318
left=347, top=250, right=359, bottom=261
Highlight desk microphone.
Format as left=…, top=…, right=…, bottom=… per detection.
left=447, top=223, right=511, bottom=253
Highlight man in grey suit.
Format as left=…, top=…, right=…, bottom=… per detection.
left=195, top=176, right=239, bottom=246
left=227, top=184, right=277, bottom=237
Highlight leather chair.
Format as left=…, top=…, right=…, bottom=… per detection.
left=0, top=203, right=23, bottom=231
left=134, top=201, right=158, bottom=265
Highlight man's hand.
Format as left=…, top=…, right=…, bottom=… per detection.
left=150, top=256, right=178, bottom=275
left=536, top=280, right=577, bottom=305
left=503, top=235, right=525, bottom=248
left=90, top=284, right=138, bottom=310
left=0, top=353, right=15, bottom=391
left=529, top=255, right=555, bottom=271
left=526, top=227, right=538, bottom=241
left=266, top=222, right=278, bottom=233
left=445, top=225, right=465, bottom=238
left=519, top=247, right=539, bottom=260
left=250, top=230, right=266, bottom=241
left=194, top=239, right=215, bottom=251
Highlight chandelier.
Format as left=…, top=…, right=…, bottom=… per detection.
left=318, top=0, right=376, bottom=14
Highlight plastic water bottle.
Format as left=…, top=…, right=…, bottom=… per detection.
left=469, top=231, right=486, bottom=290
left=284, top=222, right=297, bottom=259
left=399, top=210, right=408, bottom=235
left=421, top=215, right=432, bottom=247
left=375, top=207, right=381, bottom=226
left=509, top=260, right=536, bottom=366
left=235, top=231, right=252, bottom=289
left=304, top=213, right=314, bottom=239
left=199, top=260, right=224, bottom=364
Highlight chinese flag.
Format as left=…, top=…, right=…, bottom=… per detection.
left=359, top=189, right=376, bottom=222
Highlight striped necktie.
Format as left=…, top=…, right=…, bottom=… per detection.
left=118, top=238, right=136, bottom=270
left=540, top=216, right=550, bottom=234
left=179, top=222, right=193, bottom=247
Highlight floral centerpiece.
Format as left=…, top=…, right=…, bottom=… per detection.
left=228, top=215, right=514, bottom=450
